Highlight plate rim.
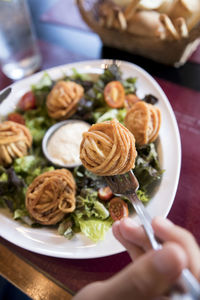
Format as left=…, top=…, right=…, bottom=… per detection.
left=0, top=59, right=181, bottom=259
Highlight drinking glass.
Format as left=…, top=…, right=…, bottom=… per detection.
left=0, top=0, right=41, bottom=80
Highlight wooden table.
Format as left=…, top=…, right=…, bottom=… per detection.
left=0, top=1, right=200, bottom=299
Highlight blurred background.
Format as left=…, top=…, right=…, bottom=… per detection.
left=1, top=0, right=200, bottom=91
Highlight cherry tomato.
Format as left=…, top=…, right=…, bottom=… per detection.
left=18, top=91, right=36, bottom=111
left=104, top=81, right=125, bottom=108
left=124, top=94, right=140, bottom=109
left=7, top=113, right=25, bottom=125
left=109, top=197, right=128, bottom=221
left=98, top=186, right=113, bottom=201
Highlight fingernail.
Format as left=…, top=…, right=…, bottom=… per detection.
left=113, top=220, right=120, bottom=227
left=154, top=217, right=173, bottom=228
left=122, top=217, right=139, bottom=227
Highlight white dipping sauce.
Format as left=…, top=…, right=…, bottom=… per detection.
left=47, top=122, right=90, bottom=166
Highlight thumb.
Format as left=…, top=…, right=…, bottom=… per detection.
left=107, top=243, right=188, bottom=300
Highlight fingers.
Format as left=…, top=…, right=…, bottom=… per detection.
left=152, top=217, right=200, bottom=278
left=113, top=216, right=200, bottom=279
left=112, top=220, right=144, bottom=260
left=113, top=217, right=152, bottom=252
left=108, top=243, right=188, bottom=300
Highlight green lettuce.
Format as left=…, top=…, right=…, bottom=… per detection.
left=77, top=218, right=113, bottom=242
left=31, top=72, right=52, bottom=92
left=75, top=188, right=109, bottom=220
left=69, top=188, right=111, bottom=242
left=0, top=167, right=26, bottom=211
left=136, top=189, right=150, bottom=203
left=13, top=208, right=28, bottom=220
left=122, top=77, right=137, bottom=94
left=93, top=108, right=126, bottom=124
left=74, top=166, right=105, bottom=193
left=99, top=64, right=122, bottom=84
left=134, top=143, right=163, bottom=192
left=70, top=68, right=92, bottom=81
left=13, top=155, right=54, bottom=185
left=58, top=217, right=74, bottom=239
left=31, top=72, right=53, bottom=108
left=14, top=156, right=37, bottom=173
left=24, top=107, right=55, bottom=144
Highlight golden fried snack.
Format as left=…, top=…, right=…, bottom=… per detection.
left=125, top=101, right=161, bottom=145
left=80, top=119, right=137, bottom=176
left=0, top=121, right=32, bottom=166
left=46, top=80, right=84, bottom=119
left=124, top=94, right=140, bottom=110
left=26, top=169, right=76, bottom=225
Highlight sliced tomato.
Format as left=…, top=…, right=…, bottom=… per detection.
left=109, top=197, right=128, bottom=221
left=18, top=91, right=36, bottom=111
left=7, top=113, right=25, bottom=125
left=98, top=186, right=113, bottom=201
left=104, top=81, right=125, bottom=108
left=124, top=94, right=140, bottom=109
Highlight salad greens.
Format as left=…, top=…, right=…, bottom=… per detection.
left=75, top=63, right=137, bottom=123
left=0, top=64, right=162, bottom=242
left=59, top=187, right=112, bottom=242
left=24, top=107, right=55, bottom=144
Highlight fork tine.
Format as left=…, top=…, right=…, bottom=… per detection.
left=128, top=170, right=139, bottom=191
left=104, top=175, right=121, bottom=195
left=104, top=171, right=139, bottom=195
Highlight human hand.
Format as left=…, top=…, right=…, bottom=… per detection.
left=111, top=216, right=200, bottom=299
left=73, top=217, right=200, bottom=300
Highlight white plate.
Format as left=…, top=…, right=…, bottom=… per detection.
left=0, top=60, right=181, bottom=259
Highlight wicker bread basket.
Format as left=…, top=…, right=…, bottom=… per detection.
left=77, top=0, right=200, bottom=66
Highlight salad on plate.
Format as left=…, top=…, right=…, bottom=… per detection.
left=0, top=63, right=163, bottom=243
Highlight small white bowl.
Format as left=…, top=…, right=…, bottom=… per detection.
left=42, top=119, right=91, bottom=168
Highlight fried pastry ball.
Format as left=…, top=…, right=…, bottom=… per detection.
left=26, top=169, right=76, bottom=225
left=125, top=101, right=161, bottom=145
left=0, top=121, right=32, bottom=166
left=46, top=80, right=84, bottom=119
left=80, top=119, right=137, bottom=176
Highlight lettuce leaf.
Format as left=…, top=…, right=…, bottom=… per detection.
left=75, top=188, right=109, bottom=220
left=134, top=143, right=163, bottom=192
left=14, top=156, right=37, bottom=173
left=77, top=218, right=113, bottom=242
left=31, top=72, right=52, bottom=92
left=0, top=167, right=26, bottom=211
left=99, top=64, right=122, bottom=84
left=58, top=217, right=74, bottom=239
left=70, top=188, right=111, bottom=241
left=13, top=155, right=54, bottom=185
left=122, top=77, right=137, bottom=94
left=93, top=108, right=126, bottom=124
left=74, top=166, right=105, bottom=192
left=24, top=107, right=55, bottom=144
left=136, top=189, right=150, bottom=203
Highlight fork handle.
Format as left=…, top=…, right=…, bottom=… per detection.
left=128, top=193, right=200, bottom=299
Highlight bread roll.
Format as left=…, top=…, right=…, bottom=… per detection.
left=170, top=0, right=200, bottom=31
left=138, top=0, right=165, bottom=10
left=127, top=11, right=166, bottom=39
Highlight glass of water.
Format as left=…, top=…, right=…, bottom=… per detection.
left=0, top=0, right=41, bottom=80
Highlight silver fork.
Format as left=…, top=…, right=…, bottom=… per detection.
left=105, top=170, right=200, bottom=299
